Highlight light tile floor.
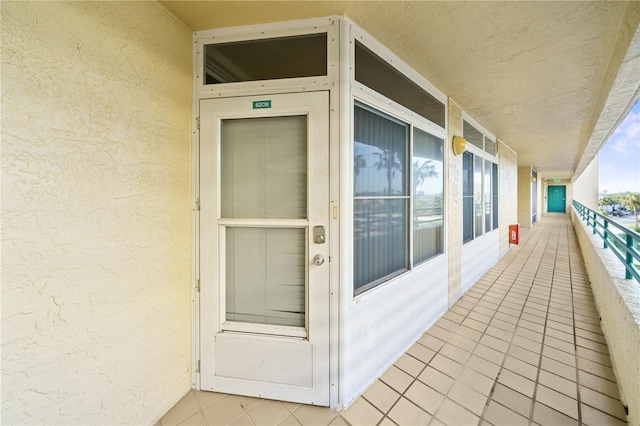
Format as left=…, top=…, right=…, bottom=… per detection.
left=159, top=215, right=628, bottom=425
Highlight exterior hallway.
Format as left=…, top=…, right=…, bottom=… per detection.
left=159, top=214, right=628, bottom=425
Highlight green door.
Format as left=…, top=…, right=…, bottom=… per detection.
left=548, top=186, right=566, bottom=213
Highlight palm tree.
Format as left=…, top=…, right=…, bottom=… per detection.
left=413, top=159, right=438, bottom=194
left=623, top=192, right=640, bottom=231
left=599, top=196, right=618, bottom=215
left=354, top=155, right=367, bottom=193
left=373, top=149, right=403, bottom=195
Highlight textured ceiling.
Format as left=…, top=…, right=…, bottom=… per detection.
left=160, top=1, right=640, bottom=179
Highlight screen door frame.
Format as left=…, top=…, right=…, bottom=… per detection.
left=198, top=91, right=330, bottom=405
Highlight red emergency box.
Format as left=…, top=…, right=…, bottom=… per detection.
left=509, top=224, right=520, bottom=245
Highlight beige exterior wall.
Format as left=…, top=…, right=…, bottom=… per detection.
left=517, top=166, right=533, bottom=227
left=1, top=2, right=192, bottom=424
left=572, top=155, right=600, bottom=211
left=535, top=173, right=543, bottom=219
left=446, top=100, right=464, bottom=307
left=498, top=142, right=518, bottom=256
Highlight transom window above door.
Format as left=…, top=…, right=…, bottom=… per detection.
left=204, top=33, right=328, bottom=85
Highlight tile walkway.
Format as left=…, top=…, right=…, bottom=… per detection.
left=159, top=214, right=628, bottom=425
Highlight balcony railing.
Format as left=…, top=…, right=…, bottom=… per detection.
left=573, top=200, right=640, bottom=282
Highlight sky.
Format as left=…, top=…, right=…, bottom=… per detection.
left=598, top=99, right=640, bottom=194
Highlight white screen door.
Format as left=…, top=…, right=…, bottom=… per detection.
left=199, top=92, right=330, bottom=405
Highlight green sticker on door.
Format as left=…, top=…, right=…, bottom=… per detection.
left=252, top=100, right=271, bottom=109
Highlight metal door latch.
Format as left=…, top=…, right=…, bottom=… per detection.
left=313, top=226, right=326, bottom=244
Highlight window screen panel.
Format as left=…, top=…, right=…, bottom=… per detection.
left=225, top=227, right=305, bottom=327
left=485, top=138, right=496, bottom=156
left=484, top=160, right=492, bottom=232
left=531, top=170, right=538, bottom=224
left=473, top=155, right=483, bottom=238
left=204, top=33, right=327, bottom=84
left=462, top=152, right=474, bottom=243
left=354, top=106, right=408, bottom=197
left=353, top=104, right=409, bottom=294
left=413, top=128, right=444, bottom=264
left=221, top=116, right=307, bottom=219
left=354, top=199, right=408, bottom=292
left=463, top=121, right=484, bottom=151
left=355, top=42, right=445, bottom=127
left=492, top=163, right=499, bottom=230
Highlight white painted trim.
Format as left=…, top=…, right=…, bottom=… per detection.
left=462, top=229, right=500, bottom=292
left=348, top=91, right=447, bottom=305
left=191, top=30, right=201, bottom=391
left=339, top=19, right=355, bottom=316
left=198, top=92, right=331, bottom=405
left=352, top=83, right=447, bottom=138
left=191, top=18, right=342, bottom=397
left=328, top=18, right=348, bottom=409
left=343, top=15, right=448, bottom=309
left=338, top=254, right=448, bottom=409
left=193, top=17, right=338, bottom=98
left=194, top=16, right=340, bottom=40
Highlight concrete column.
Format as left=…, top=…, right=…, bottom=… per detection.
left=518, top=166, right=533, bottom=227
left=498, top=141, right=518, bottom=257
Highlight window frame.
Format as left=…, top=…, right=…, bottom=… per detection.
left=194, top=19, right=337, bottom=97
left=353, top=102, right=411, bottom=295
left=412, top=127, right=445, bottom=267
left=348, top=25, right=447, bottom=299
left=354, top=41, right=446, bottom=127
left=203, top=33, right=328, bottom=85
left=462, top=116, right=499, bottom=244
left=531, top=169, right=538, bottom=224
left=352, top=95, right=446, bottom=297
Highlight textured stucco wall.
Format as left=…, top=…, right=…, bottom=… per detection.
left=517, top=166, right=533, bottom=227
left=572, top=210, right=640, bottom=426
left=1, top=2, right=192, bottom=424
left=446, top=100, right=463, bottom=307
left=498, top=141, right=518, bottom=257
left=572, top=155, right=599, bottom=211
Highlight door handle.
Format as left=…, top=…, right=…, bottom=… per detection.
left=313, top=254, right=325, bottom=266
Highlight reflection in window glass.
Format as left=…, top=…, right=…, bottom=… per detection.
left=493, top=163, right=499, bottom=230
left=474, top=155, right=483, bottom=238
left=462, top=152, right=474, bottom=243
left=354, top=105, right=409, bottom=294
left=484, top=160, right=492, bottom=232
left=413, top=128, right=444, bottom=265
left=354, top=199, right=408, bottom=291
left=354, top=106, right=407, bottom=197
